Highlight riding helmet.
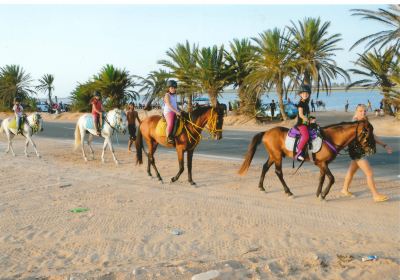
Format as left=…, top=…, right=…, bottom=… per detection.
left=298, top=84, right=311, bottom=95
left=94, top=91, right=101, bottom=97
left=167, top=80, right=178, bottom=88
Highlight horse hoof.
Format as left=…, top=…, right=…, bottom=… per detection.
left=115, top=161, right=119, bottom=165
left=189, top=181, right=197, bottom=186
left=25, top=154, right=29, bottom=158
left=258, top=187, right=265, bottom=192
left=287, top=195, right=295, bottom=199
left=37, top=155, right=41, bottom=158
left=84, top=158, right=88, bottom=162
left=171, top=177, right=176, bottom=183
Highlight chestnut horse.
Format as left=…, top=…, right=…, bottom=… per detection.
left=238, top=120, right=375, bottom=200
left=136, top=105, right=225, bottom=185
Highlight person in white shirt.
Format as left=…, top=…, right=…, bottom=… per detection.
left=12, top=97, right=23, bottom=134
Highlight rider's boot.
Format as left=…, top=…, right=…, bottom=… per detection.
left=167, top=134, right=175, bottom=144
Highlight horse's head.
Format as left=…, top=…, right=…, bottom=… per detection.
left=111, top=108, right=127, bottom=134
left=355, top=120, right=376, bottom=155
left=208, top=103, right=224, bottom=140
left=29, top=112, right=43, bottom=133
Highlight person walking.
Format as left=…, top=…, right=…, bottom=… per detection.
left=126, top=103, right=141, bottom=152
left=341, top=104, right=393, bottom=202
left=270, top=99, right=276, bottom=119
left=345, top=99, right=349, bottom=112
left=310, top=99, right=316, bottom=112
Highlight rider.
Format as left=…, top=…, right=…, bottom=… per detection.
left=126, top=102, right=141, bottom=152
left=13, top=97, right=23, bottom=134
left=91, top=91, right=104, bottom=136
left=295, top=84, right=312, bottom=161
left=163, top=80, right=181, bottom=144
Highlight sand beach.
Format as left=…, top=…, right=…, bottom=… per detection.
left=0, top=111, right=399, bottom=279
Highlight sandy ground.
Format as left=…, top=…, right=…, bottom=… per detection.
left=0, top=135, right=399, bottom=279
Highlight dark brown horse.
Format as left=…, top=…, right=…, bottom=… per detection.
left=238, top=120, right=375, bottom=199
left=136, top=105, right=225, bottom=185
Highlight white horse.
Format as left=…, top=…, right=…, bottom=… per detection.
left=0, top=112, right=43, bottom=157
left=74, top=108, right=127, bottom=164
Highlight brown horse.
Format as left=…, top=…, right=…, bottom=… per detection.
left=238, top=120, right=375, bottom=200
left=136, top=105, right=225, bottom=185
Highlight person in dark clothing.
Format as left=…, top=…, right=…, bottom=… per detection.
left=310, top=99, right=316, bottom=112
left=296, top=85, right=312, bottom=161
left=126, top=103, right=141, bottom=152
left=270, top=100, right=276, bottom=118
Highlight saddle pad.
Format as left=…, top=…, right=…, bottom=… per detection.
left=285, top=134, right=323, bottom=154
left=84, top=114, right=105, bottom=130
left=155, top=118, right=184, bottom=138
left=8, top=117, right=24, bottom=129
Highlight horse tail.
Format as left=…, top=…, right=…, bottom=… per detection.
left=238, top=131, right=265, bottom=175
left=0, top=121, right=3, bottom=134
left=135, top=126, right=143, bottom=165
left=74, top=122, right=81, bottom=150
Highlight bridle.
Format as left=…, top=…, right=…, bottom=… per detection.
left=103, top=110, right=125, bottom=134
left=182, top=107, right=223, bottom=145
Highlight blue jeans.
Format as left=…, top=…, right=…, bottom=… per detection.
left=16, top=116, right=21, bottom=131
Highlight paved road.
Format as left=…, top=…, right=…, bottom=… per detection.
left=37, top=121, right=399, bottom=181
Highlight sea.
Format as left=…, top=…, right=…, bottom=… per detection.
left=54, top=89, right=384, bottom=112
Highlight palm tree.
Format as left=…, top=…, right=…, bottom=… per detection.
left=36, top=74, right=55, bottom=106
left=194, top=45, right=232, bottom=107
left=0, top=65, right=34, bottom=109
left=70, top=81, right=93, bottom=112
left=245, top=28, right=298, bottom=120
left=158, top=40, right=200, bottom=111
left=93, top=64, right=138, bottom=109
left=347, top=47, right=399, bottom=115
left=350, top=5, right=400, bottom=52
left=225, top=38, right=257, bottom=115
left=136, top=69, right=170, bottom=107
left=287, top=17, right=349, bottom=96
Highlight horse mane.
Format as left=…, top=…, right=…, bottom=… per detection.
left=189, top=106, right=212, bottom=122
left=322, top=121, right=357, bottom=129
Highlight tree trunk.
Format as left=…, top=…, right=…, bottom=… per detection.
left=187, top=93, right=193, bottom=112
left=48, top=89, right=53, bottom=106
left=276, top=79, right=288, bottom=121
left=238, top=85, right=247, bottom=115
left=208, top=89, right=218, bottom=108
left=383, top=91, right=394, bottom=116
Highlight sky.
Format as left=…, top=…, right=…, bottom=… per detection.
left=0, top=4, right=388, bottom=99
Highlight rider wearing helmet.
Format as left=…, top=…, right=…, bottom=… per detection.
left=91, top=91, right=104, bottom=136
left=295, top=84, right=312, bottom=161
left=163, top=80, right=180, bottom=144
left=13, top=97, right=23, bottom=134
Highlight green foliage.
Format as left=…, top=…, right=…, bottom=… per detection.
left=0, top=65, right=35, bottom=110
left=287, top=17, right=349, bottom=97
left=347, top=47, right=399, bottom=114
left=194, top=45, right=232, bottom=107
left=36, top=74, right=55, bottom=105
left=136, top=70, right=170, bottom=105
left=70, top=64, right=138, bottom=112
left=350, top=5, right=400, bottom=52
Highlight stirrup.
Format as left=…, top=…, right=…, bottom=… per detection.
left=167, top=136, right=175, bottom=144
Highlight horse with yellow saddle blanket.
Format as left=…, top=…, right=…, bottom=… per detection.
left=136, top=105, right=225, bottom=185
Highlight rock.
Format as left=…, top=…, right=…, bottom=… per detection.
left=192, top=270, right=220, bottom=280
left=171, top=229, right=184, bottom=235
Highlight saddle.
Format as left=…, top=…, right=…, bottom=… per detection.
left=285, top=124, right=323, bottom=155
left=8, top=116, right=26, bottom=130
left=155, top=117, right=184, bottom=138
left=85, top=113, right=106, bottom=130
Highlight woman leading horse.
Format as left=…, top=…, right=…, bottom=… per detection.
left=136, top=104, right=224, bottom=185
left=238, top=119, right=375, bottom=200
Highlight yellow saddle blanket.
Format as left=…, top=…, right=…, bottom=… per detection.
left=155, top=118, right=184, bottom=138
left=8, top=117, right=24, bottom=129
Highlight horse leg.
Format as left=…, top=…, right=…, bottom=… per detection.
left=258, top=157, right=274, bottom=191
left=187, top=149, right=196, bottom=185
left=149, top=141, right=162, bottom=181
left=87, top=133, right=95, bottom=159
left=316, top=163, right=327, bottom=198
left=27, top=135, right=40, bottom=158
left=321, top=165, right=335, bottom=200
left=81, top=129, right=88, bottom=162
left=171, top=148, right=184, bottom=183
left=275, top=159, right=293, bottom=197
left=145, top=139, right=154, bottom=177
left=7, top=133, right=16, bottom=157
left=106, top=137, right=119, bottom=165
left=101, top=137, right=108, bottom=163
left=24, top=137, right=30, bottom=157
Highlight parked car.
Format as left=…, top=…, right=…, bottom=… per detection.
left=36, top=101, right=49, bottom=112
